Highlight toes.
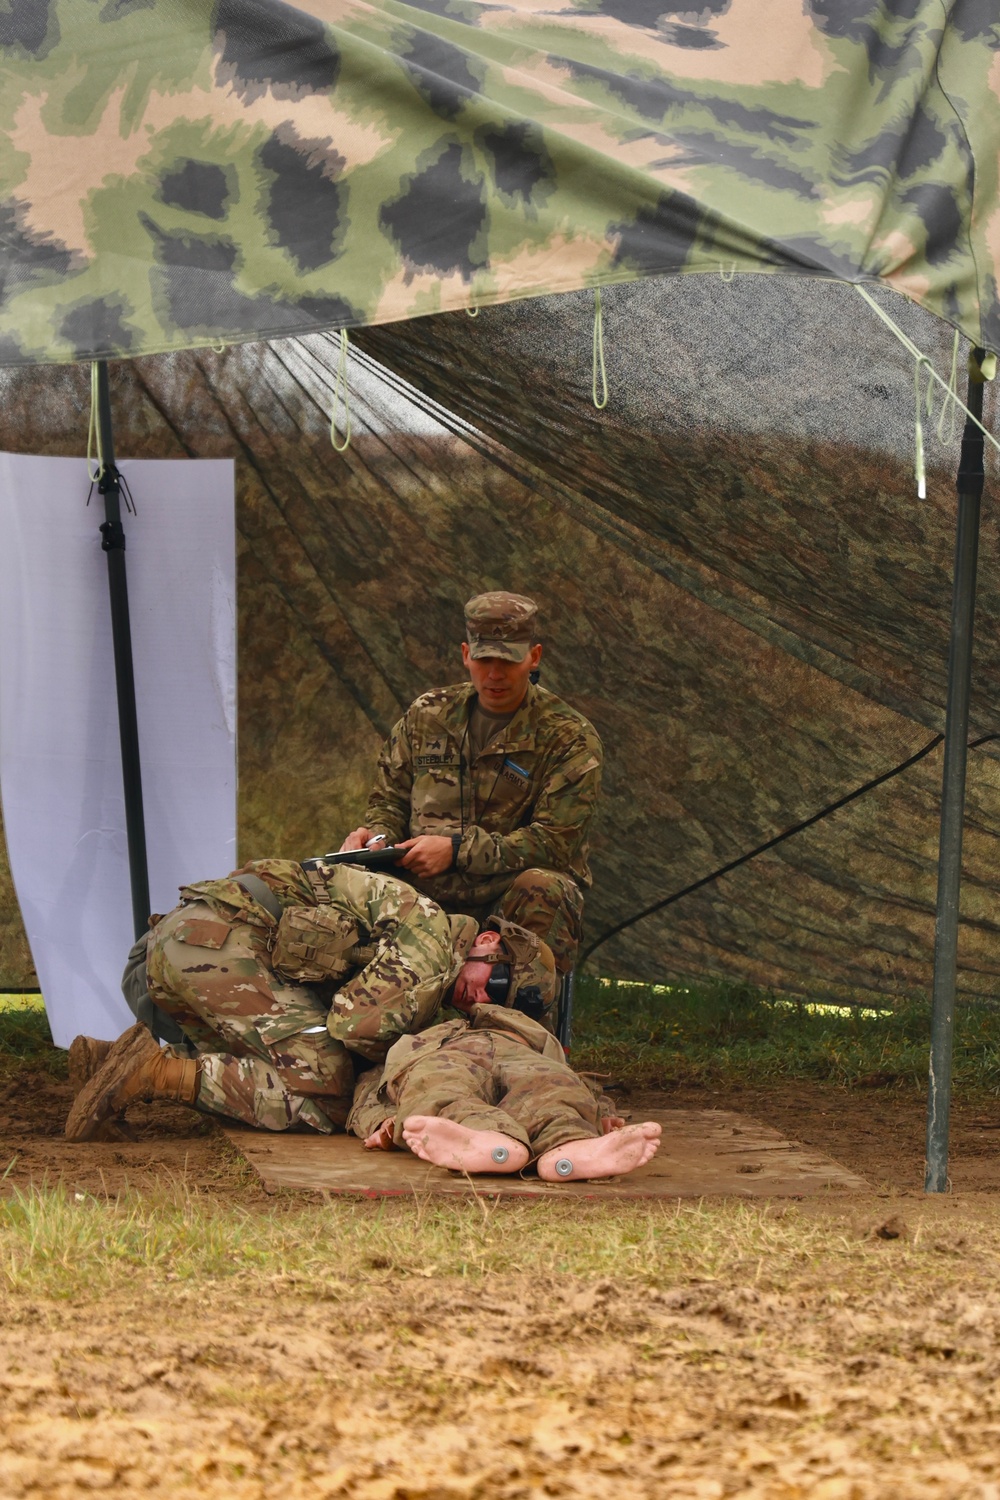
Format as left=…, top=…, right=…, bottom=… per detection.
left=401, top=1128, right=433, bottom=1160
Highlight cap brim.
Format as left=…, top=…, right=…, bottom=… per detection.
left=467, top=638, right=530, bottom=663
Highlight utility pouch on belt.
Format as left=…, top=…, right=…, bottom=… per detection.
left=270, top=904, right=360, bottom=984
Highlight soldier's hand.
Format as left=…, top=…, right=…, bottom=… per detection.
left=340, top=827, right=372, bottom=852
left=396, top=835, right=455, bottom=877
left=601, top=1116, right=627, bottom=1134
left=364, top=1118, right=395, bottom=1151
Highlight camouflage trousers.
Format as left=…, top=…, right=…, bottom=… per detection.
left=352, top=1030, right=601, bottom=1159
left=146, top=902, right=354, bottom=1133
left=424, top=868, right=584, bottom=972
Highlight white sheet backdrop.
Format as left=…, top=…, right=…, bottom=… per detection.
left=0, top=455, right=236, bottom=1046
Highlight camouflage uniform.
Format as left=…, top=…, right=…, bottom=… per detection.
left=348, top=1004, right=610, bottom=1159
left=143, top=858, right=470, bottom=1133
left=364, top=595, right=601, bottom=971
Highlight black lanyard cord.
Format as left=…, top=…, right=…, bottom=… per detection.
left=458, top=717, right=469, bottom=833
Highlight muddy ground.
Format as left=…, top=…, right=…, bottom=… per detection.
left=10, top=1248, right=1000, bottom=1500
left=5, top=1075, right=1000, bottom=1498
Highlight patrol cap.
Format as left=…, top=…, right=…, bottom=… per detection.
left=464, top=591, right=538, bottom=662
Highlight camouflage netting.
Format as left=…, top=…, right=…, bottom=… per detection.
left=3, top=274, right=1000, bottom=1000
left=1, top=0, right=999, bottom=362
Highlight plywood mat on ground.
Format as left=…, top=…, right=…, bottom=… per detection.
left=224, top=1108, right=868, bottom=1199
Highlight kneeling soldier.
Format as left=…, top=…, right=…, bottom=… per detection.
left=66, top=858, right=473, bottom=1141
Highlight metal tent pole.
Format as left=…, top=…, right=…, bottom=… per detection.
left=925, top=347, right=991, bottom=1193
left=95, top=360, right=150, bottom=941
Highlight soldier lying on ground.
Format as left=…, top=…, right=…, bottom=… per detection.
left=340, top=591, right=603, bottom=978
left=348, top=929, right=662, bottom=1183
left=64, top=860, right=552, bottom=1143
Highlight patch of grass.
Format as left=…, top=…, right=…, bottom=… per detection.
left=572, top=974, right=1000, bottom=1092
left=0, top=996, right=64, bottom=1077
left=0, top=1179, right=874, bottom=1300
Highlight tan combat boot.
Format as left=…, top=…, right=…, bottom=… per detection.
left=67, top=1035, right=113, bottom=1097
left=65, top=1023, right=200, bottom=1142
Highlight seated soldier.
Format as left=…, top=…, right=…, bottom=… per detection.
left=64, top=860, right=552, bottom=1143
left=339, top=591, right=603, bottom=981
left=349, top=930, right=662, bottom=1184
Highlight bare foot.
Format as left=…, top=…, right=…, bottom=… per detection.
left=537, top=1122, right=661, bottom=1182
left=401, top=1116, right=529, bottom=1174
left=364, top=1118, right=395, bottom=1151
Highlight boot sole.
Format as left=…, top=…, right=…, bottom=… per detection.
left=65, top=1023, right=160, bottom=1142
left=67, top=1036, right=113, bottom=1098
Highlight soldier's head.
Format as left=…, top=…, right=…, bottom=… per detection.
left=461, top=591, right=542, bottom=715
left=452, top=919, right=557, bottom=1024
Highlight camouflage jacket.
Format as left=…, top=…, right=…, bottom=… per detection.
left=382, top=1003, right=565, bottom=1087
left=177, top=858, right=473, bottom=1027
left=364, top=682, right=602, bottom=905
left=346, top=1003, right=565, bottom=1135
left=347, top=1003, right=615, bottom=1138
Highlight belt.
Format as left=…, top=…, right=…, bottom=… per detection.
left=233, top=873, right=283, bottom=923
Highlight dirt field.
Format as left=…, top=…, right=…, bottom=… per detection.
left=10, top=1234, right=1000, bottom=1500
left=5, top=1071, right=1000, bottom=1498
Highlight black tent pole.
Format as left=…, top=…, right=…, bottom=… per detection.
left=925, top=348, right=990, bottom=1193
left=95, top=360, right=150, bottom=941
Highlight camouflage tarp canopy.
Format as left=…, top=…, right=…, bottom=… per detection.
left=1, top=0, right=999, bottom=364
